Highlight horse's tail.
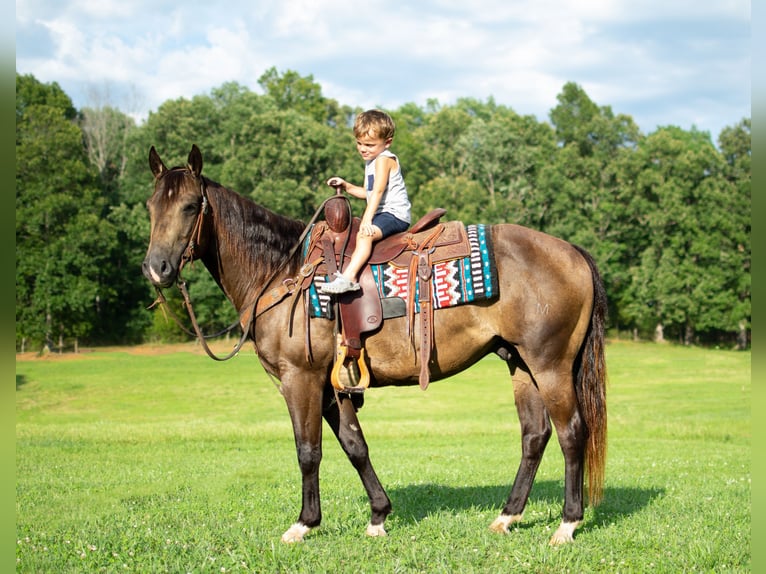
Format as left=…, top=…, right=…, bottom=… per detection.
left=573, top=245, right=608, bottom=507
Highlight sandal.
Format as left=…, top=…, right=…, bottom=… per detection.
left=319, top=272, right=361, bottom=294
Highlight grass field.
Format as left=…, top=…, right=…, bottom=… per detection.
left=16, top=341, right=750, bottom=573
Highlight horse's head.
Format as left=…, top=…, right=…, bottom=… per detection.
left=142, top=145, right=208, bottom=288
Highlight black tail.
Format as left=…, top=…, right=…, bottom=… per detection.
left=572, top=245, right=608, bottom=506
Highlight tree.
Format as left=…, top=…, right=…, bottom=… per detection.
left=80, top=103, right=136, bottom=201
left=79, top=90, right=155, bottom=345
left=219, top=108, right=354, bottom=220
left=99, top=201, right=155, bottom=343
left=415, top=175, right=487, bottom=222
left=16, top=74, right=120, bottom=350
left=258, top=66, right=346, bottom=126
left=540, top=83, right=642, bottom=323
left=210, top=82, right=277, bottom=162
left=717, top=119, right=751, bottom=348
left=415, top=102, right=475, bottom=181
left=15, top=73, right=76, bottom=124
left=385, top=102, right=431, bottom=206
left=621, top=126, right=747, bottom=345
left=456, top=106, right=555, bottom=224
left=118, top=92, right=230, bottom=208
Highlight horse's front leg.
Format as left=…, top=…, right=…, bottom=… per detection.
left=323, top=389, right=392, bottom=537
left=279, top=375, right=326, bottom=543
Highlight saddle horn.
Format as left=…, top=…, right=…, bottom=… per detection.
left=324, top=187, right=351, bottom=233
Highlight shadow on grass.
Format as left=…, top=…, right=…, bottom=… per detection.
left=16, top=374, right=27, bottom=390
left=387, top=480, right=664, bottom=530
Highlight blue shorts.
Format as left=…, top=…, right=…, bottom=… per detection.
left=372, top=212, right=410, bottom=238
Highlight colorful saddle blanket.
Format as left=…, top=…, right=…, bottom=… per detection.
left=305, top=224, right=498, bottom=319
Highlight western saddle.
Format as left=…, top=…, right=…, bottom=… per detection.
left=299, top=195, right=472, bottom=393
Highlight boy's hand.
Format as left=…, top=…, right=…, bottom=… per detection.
left=359, top=218, right=375, bottom=236
left=327, top=177, right=346, bottom=190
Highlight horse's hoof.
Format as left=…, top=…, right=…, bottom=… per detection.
left=548, top=520, right=580, bottom=545
left=489, top=513, right=522, bottom=533
left=366, top=522, right=387, bottom=537
left=281, top=522, right=311, bottom=543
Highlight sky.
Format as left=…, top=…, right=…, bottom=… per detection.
left=15, top=0, right=751, bottom=141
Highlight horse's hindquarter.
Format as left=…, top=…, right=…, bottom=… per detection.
left=490, top=224, right=595, bottom=364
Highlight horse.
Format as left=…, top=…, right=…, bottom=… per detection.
left=142, top=144, right=607, bottom=545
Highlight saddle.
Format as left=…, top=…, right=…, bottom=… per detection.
left=301, top=197, right=472, bottom=393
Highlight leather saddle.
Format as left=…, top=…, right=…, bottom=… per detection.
left=301, top=198, right=472, bottom=393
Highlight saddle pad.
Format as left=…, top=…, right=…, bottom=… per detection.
left=305, top=224, right=498, bottom=319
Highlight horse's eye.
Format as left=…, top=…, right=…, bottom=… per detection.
left=183, top=202, right=199, bottom=216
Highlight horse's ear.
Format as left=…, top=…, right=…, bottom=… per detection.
left=149, top=146, right=167, bottom=179
left=188, top=144, right=203, bottom=177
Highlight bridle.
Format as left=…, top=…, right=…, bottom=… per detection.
left=149, top=171, right=250, bottom=361
left=150, top=170, right=345, bottom=362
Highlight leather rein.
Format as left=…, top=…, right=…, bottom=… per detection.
left=151, top=172, right=344, bottom=362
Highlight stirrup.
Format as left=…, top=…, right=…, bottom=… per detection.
left=330, top=345, right=370, bottom=393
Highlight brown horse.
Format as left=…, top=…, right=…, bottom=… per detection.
left=142, top=145, right=607, bottom=545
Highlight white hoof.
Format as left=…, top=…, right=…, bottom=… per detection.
left=549, top=520, right=580, bottom=545
left=281, top=522, right=311, bottom=543
left=365, top=522, right=387, bottom=537
left=489, top=513, right=523, bottom=533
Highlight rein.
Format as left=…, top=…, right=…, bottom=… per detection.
left=153, top=177, right=348, bottom=362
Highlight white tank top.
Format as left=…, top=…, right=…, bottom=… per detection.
left=364, top=149, right=411, bottom=223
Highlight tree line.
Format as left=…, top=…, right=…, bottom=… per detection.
left=15, top=69, right=750, bottom=351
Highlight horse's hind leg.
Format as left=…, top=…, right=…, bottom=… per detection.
left=323, top=389, right=392, bottom=536
left=538, top=369, right=587, bottom=545
left=491, top=363, right=586, bottom=544
left=490, top=365, right=551, bottom=534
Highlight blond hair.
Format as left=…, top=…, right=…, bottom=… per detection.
left=353, top=109, right=396, bottom=140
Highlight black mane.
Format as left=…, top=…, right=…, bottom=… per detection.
left=204, top=177, right=306, bottom=280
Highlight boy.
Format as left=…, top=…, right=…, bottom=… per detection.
left=320, top=109, right=411, bottom=294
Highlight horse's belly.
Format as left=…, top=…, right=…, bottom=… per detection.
left=362, top=308, right=497, bottom=384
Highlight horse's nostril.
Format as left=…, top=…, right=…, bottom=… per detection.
left=142, top=254, right=174, bottom=286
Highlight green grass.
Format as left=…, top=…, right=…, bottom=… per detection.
left=16, top=341, right=750, bottom=573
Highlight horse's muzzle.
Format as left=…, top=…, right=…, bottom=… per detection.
left=142, top=253, right=177, bottom=288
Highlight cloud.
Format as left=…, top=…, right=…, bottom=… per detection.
left=15, top=0, right=751, bottom=138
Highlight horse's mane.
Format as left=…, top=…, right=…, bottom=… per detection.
left=203, top=177, right=306, bottom=280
